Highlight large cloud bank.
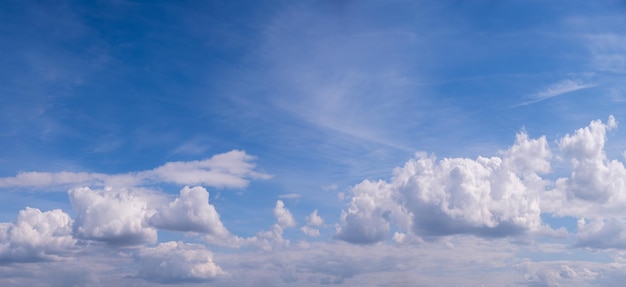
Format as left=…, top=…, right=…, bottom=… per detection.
left=2, top=118, right=626, bottom=286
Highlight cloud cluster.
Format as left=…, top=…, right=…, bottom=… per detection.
left=0, top=207, right=75, bottom=262
left=301, top=210, right=324, bottom=237
left=4, top=117, right=626, bottom=285
left=69, top=187, right=158, bottom=246
left=336, top=131, right=550, bottom=243
left=334, top=115, right=626, bottom=252
left=149, top=186, right=229, bottom=236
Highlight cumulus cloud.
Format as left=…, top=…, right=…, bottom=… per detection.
left=0, top=207, right=75, bottom=262
left=336, top=131, right=550, bottom=244
left=69, top=186, right=157, bottom=246
left=306, top=209, right=324, bottom=226
left=241, top=200, right=298, bottom=250
left=557, top=115, right=620, bottom=202
left=301, top=210, right=324, bottom=237
left=274, top=200, right=296, bottom=229
left=149, top=186, right=229, bottom=237
left=136, top=241, right=224, bottom=283
left=335, top=180, right=396, bottom=244
left=543, top=115, right=626, bottom=219
left=0, top=150, right=270, bottom=190
left=575, top=218, right=626, bottom=249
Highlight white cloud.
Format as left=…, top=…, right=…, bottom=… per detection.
left=0, top=150, right=270, bottom=190
left=236, top=200, right=299, bottom=250
left=148, top=150, right=271, bottom=188
left=274, top=200, right=296, bottom=229
left=575, top=218, right=626, bottom=249
left=0, top=207, right=75, bottom=263
left=149, top=186, right=229, bottom=237
left=335, top=131, right=550, bottom=244
left=543, top=116, right=626, bottom=217
left=300, top=226, right=320, bottom=237
left=301, top=210, right=324, bottom=237
left=306, top=209, right=323, bottom=226
left=335, top=179, right=396, bottom=244
left=136, top=241, right=224, bottom=283
left=69, top=186, right=157, bottom=246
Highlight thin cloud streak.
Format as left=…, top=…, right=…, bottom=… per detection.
left=514, top=79, right=596, bottom=107
left=0, top=150, right=270, bottom=190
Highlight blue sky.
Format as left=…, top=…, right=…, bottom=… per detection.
left=1, top=0, right=626, bottom=286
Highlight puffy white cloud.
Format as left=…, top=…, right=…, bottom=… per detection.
left=0, top=150, right=269, bottom=190
left=335, top=131, right=549, bottom=243
left=136, top=241, right=224, bottom=283
left=301, top=210, right=323, bottom=237
left=335, top=180, right=396, bottom=244
left=0, top=207, right=75, bottom=262
left=69, top=186, right=157, bottom=246
left=274, top=200, right=296, bottom=229
left=306, top=209, right=324, bottom=226
left=300, top=226, right=320, bottom=237
left=149, top=186, right=229, bottom=237
left=557, top=115, right=621, bottom=202
left=543, top=116, right=626, bottom=219
left=575, top=218, right=626, bottom=249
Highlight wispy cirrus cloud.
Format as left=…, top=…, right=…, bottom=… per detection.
left=515, top=79, right=596, bottom=107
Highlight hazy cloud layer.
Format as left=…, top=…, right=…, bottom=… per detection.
left=137, top=241, right=224, bottom=283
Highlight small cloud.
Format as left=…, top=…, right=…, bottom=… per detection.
left=301, top=226, right=320, bottom=237
left=274, top=200, right=296, bottom=228
left=305, top=210, right=324, bottom=226
left=322, top=184, right=338, bottom=192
